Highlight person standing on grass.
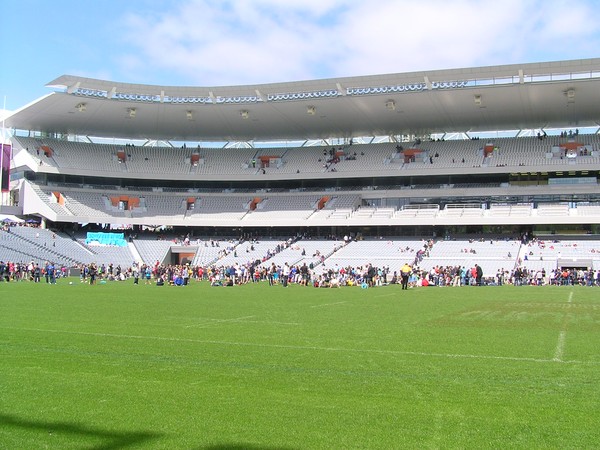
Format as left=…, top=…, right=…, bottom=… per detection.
left=89, top=263, right=97, bottom=285
left=268, top=263, right=277, bottom=286
left=132, top=262, right=139, bottom=285
left=475, top=263, right=483, bottom=286
left=144, top=265, right=152, bottom=284
left=47, top=262, right=56, bottom=284
left=400, top=262, right=411, bottom=290
left=300, top=262, right=309, bottom=286
left=366, top=263, right=376, bottom=287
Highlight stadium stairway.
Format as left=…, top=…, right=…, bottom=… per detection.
left=4, top=231, right=80, bottom=266
left=128, top=242, right=143, bottom=264
left=0, top=243, right=50, bottom=266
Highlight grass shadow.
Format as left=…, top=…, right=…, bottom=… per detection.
left=0, top=412, right=161, bottom=449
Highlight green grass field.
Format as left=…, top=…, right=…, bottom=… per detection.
left=1, top=280, right=599, bottom=449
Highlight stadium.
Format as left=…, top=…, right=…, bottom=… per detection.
left=2, top=58, right=600, bottom=448
left=3, top=58, right=600, bottom=280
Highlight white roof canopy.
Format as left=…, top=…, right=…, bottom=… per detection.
left=6, top=58, right=600, bottom=142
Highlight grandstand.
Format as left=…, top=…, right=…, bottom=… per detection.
left=3, top=58, right=600, bottom=276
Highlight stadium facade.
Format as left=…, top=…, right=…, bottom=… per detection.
left=3, top=58, right=600, bottom=237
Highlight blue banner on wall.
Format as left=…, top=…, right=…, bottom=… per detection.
left=85, top=232, right=127, bottom=246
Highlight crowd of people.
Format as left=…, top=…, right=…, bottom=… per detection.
left=0, top=260, right=67, bottom=283
left=2, top=227, right=600, bottom=288
left=74, top=260, right=395, bottom=289
left=2, top=256, right=596, bottom=290
left=1, top=256, right=598, bottom=289
left=407, top=264, right=600, bottom=287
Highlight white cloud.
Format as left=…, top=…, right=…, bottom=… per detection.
left=525, top=1, right=600, bottom=57
left=116, top=0, right=600, bottom=86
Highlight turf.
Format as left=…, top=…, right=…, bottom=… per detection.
left=1, top=280, right=599, bottom=449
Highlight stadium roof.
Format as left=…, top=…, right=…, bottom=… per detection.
left=6, top=58, right=600, bottom=142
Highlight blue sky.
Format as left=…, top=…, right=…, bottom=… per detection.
left=2, top=0, right=600, bottom=113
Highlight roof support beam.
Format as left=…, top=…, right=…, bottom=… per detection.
left=424, top=76, right=432, bottom=90
left=66, top=82, right=80, bottom=94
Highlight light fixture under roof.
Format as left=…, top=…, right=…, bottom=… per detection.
left=240, top=110, right=249, bottom=119
left=75, top=102, right=86, bottom=112
left=186, top=110, right=193, bottom=121
left=565, top=88, right=575, bottom=103
left=307, top=105, right=316, bottom=115
left=385, top=100, right=395, bottom=111
left=128, top=108, right=136, bottom=118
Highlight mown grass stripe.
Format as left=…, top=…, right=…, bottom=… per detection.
left=3, top=325, right=597, bottom=365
